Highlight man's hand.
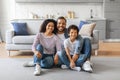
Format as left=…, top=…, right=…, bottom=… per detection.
left=54, top=54, right=59, bottom=65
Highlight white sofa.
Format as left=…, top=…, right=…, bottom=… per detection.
left=6, top=19, right=99, bottom=56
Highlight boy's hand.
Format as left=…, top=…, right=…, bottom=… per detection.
left=70, top=60, right=75, bottom=68
left=54, top=54, right=59, bottom=65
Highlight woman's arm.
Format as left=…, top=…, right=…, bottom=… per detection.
left=32, top=33, right=42, bottom=58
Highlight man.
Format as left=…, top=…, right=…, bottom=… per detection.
left=23, top=16, right=93, bottom=72
left=54, top=16, right=93, bottom=72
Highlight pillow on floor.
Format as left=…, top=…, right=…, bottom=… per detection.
left=79, top=23, right=96, bottom=37
left=11, top=22, right=29, bottom=35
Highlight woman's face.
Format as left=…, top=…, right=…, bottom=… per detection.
left=46, top=22, right=55, bottom=33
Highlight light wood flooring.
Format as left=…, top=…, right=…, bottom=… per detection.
left=0, top=41, right=120, bottom=58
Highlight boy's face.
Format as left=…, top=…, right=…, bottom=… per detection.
left=57, top=19, right=66, bottom=33
left=69, top=29, right=78, bottom=41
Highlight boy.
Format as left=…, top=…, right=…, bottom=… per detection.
left=58, top=25, right=83, bottom=71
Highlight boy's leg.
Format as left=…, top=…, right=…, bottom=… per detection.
left=57, top=50, right=70, bottom=68
left=76, top=54, right=87, bottom=66
left=58, top=50, right=81, bottom=72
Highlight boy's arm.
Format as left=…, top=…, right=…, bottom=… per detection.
left=72, top=54, right=79, bottom=62
left=74, top=35, right=83, bottom=55
left=64, top=39, right=75, bottom=68
left=65, top=47, right=72, bottom=62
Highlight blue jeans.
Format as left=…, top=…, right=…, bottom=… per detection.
left=33, top=44, right=54, bottom=68
left=58, top=38, right=92, bottom=67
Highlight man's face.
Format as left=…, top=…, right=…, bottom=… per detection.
left=57, top=19, right=66, bottom=33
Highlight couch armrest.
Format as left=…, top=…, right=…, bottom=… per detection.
left=6, top=30, right=15, bottom=44
left=93, top=30, right=99, bottom=43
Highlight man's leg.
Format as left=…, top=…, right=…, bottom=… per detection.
left=80, top=38, right=93, bottom=72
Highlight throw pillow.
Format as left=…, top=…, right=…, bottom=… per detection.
left=79, top=23, right=96, bottom=37
left=78, top=21, right=89, bottom=30
left=11, top=22, right=29, bottom=35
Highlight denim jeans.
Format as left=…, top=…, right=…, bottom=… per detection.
left=58, top=38, right=92, bottom=67
left=33, top=44, right=54, bottom=68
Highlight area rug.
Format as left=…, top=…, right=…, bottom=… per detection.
left=0, top=57, right=120, bottom=80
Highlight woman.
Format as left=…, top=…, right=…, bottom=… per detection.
left=32, top=19, right=61, bottom=76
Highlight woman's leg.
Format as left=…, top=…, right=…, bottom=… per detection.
left=34, top=44, right=54, bottom=68
left=40, top=56, right=54, bottom=68
left=34, top=44, right=43, bottom=64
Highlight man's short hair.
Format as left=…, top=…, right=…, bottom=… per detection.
left=57, top=16, right=67, bottom=23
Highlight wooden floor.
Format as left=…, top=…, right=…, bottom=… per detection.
left=98, top=41, right=120, bottom=56
left=0, top=42, right=33, bottom=58
left=0, top=41, right=120, bottom=58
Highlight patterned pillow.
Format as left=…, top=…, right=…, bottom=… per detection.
left=79, top=23, right=96, bottom=37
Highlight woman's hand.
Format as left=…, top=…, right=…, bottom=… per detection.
left=54, top=54, right=59, bottom=65
left=34, top=51, right=42, bottom=58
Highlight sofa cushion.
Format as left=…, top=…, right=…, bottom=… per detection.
left=79, top=23, right=96, bottom=37
left=78, top=21, right=89, bottom=30
left=81, top=36, right=94, bottom=43
left=12, top=35, right=35, bottom=44
left=11, top=22, right=29, bottom=35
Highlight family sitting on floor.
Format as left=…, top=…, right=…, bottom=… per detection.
left=23, top=16, right=93, bottom=76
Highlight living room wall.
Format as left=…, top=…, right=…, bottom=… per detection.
left=15, top=3, right=103, bottom=20
left=0, top=0, right=104, bottom=42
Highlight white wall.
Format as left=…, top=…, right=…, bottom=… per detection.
left=0, top=0, right=15, bottom=41
left=15, top=3, right=103, bottom=20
